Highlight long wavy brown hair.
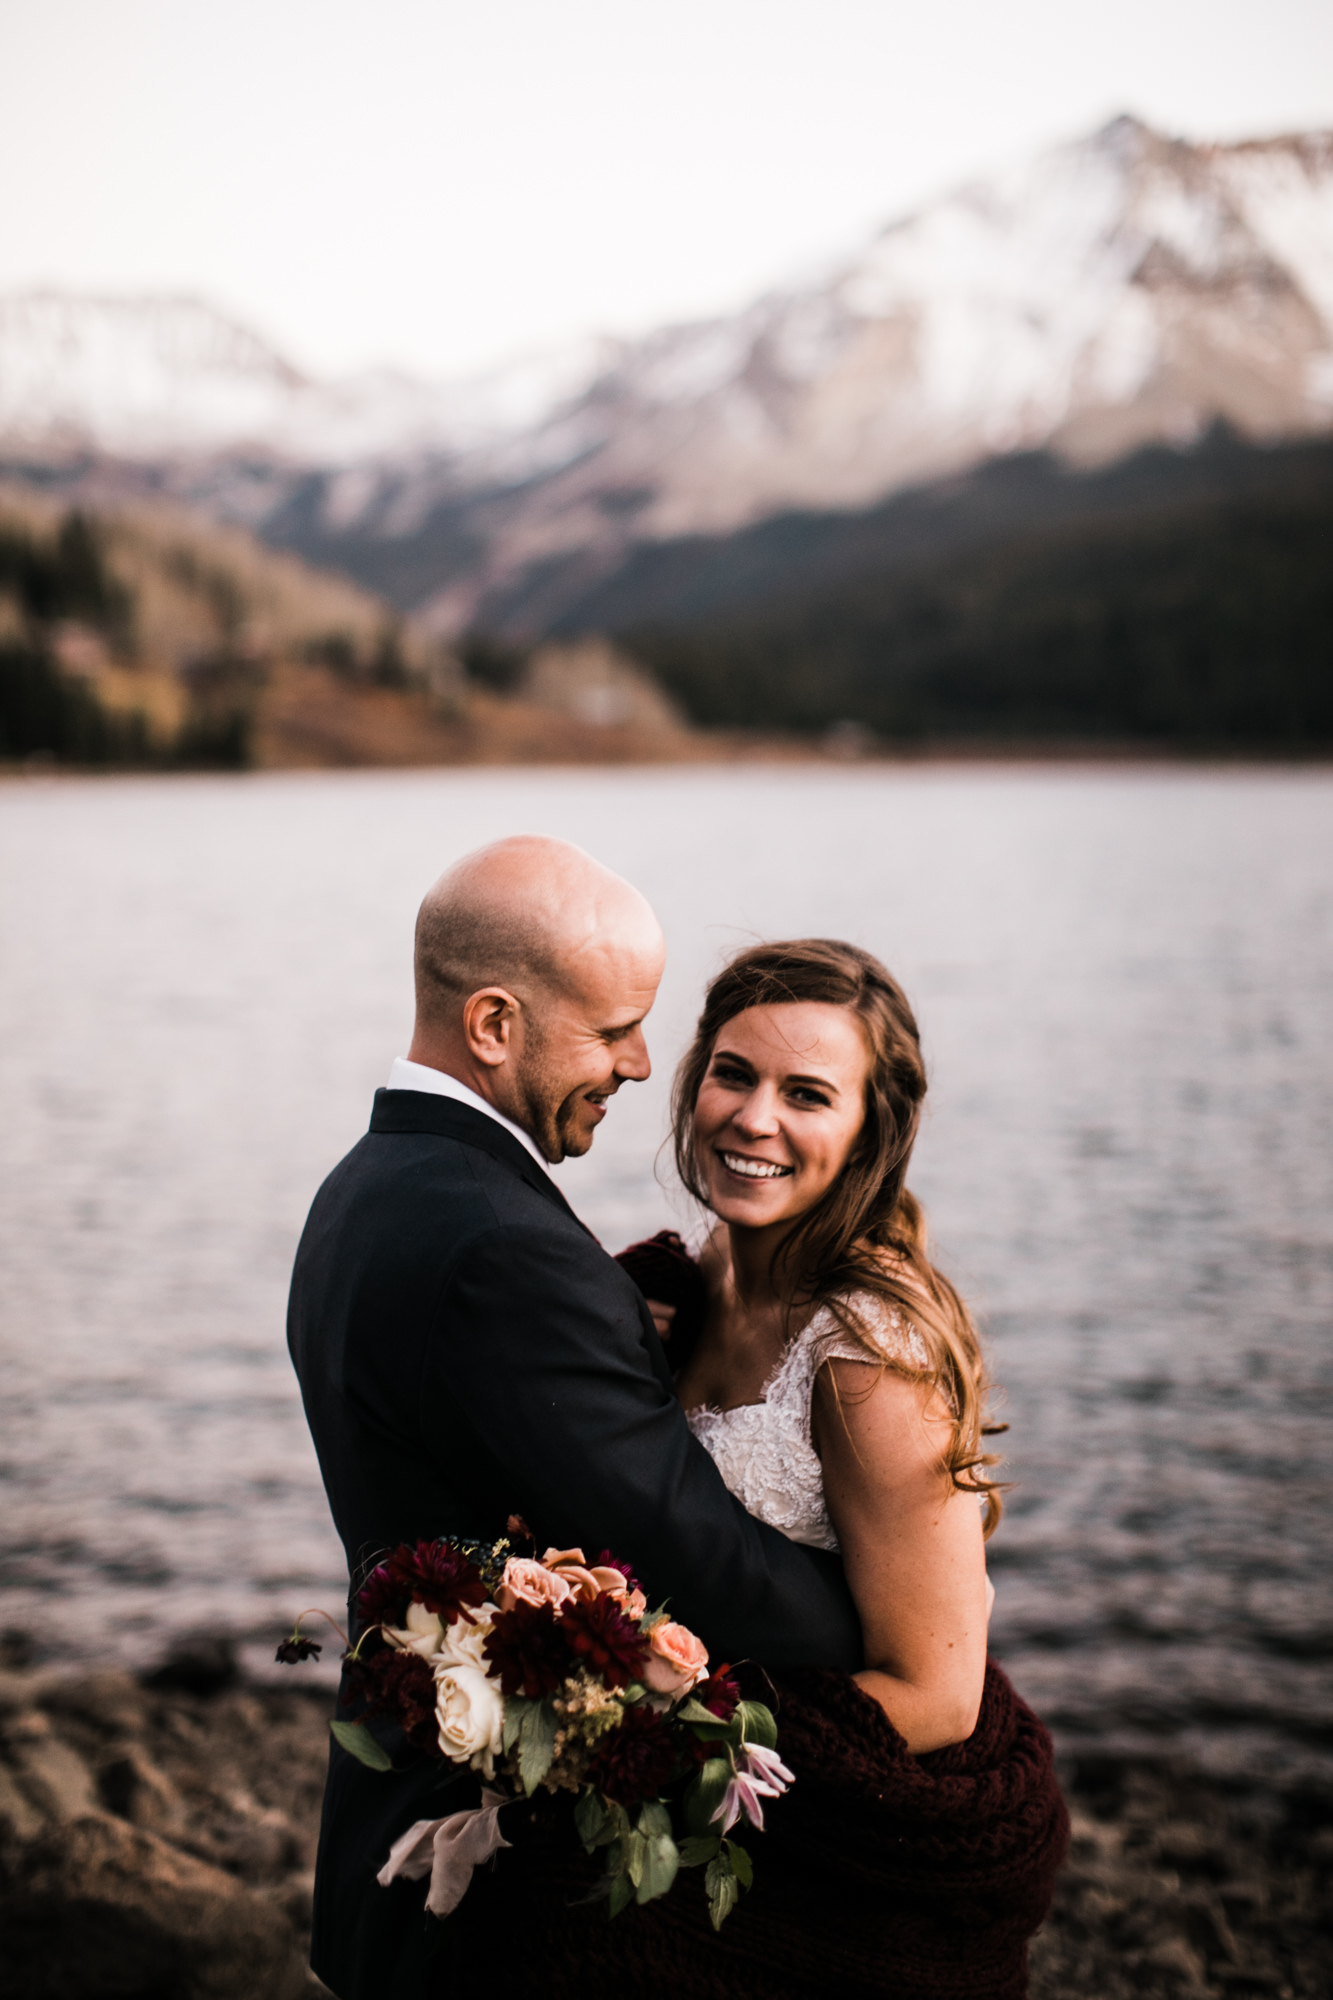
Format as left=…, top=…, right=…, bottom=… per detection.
left=672, top=938, right=1003, bottom=1533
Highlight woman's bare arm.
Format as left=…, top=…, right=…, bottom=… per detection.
left=813, top=1358, right=988, bottom=1753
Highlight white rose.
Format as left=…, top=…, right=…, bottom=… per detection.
left=384, top=1598, right=445, bottom=1659
left=436, top=1604, right=497, bottom=1674
left=435, top=1664, right=505, bottom=1777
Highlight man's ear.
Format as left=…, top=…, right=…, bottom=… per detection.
left=462, top=987, right=521, bottom=1068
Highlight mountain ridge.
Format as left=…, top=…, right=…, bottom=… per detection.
left=3, top=114, right=1332, bottom=635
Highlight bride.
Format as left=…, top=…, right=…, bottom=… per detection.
left=661, top=936, right=997, bottom=1753
left=611, top=937, right=1065, bottom=1996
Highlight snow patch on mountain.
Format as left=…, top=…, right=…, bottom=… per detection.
left=3, top=115, right=1332, bottom=628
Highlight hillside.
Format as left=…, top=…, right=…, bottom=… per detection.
left=0, top=486, right=476, bottom=767
left=0, top=494, right=724, bottom=769
left=618, top=436, right=1333, bottom=749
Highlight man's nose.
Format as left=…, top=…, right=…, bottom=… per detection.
left=614, top=1026, right=652, bottom=1082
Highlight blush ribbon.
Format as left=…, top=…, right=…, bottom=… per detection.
left=376, top=1788, right=511, bottom=1916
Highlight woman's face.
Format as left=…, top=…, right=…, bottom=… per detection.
left=693, top=1002, right=871, bottom=1232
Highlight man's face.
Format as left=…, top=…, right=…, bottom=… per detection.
left=512, top=931, right=665, bottom=1162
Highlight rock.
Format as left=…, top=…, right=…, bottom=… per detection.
left=7, top=1729, right=99, bottom=1824
left=0, top=1763, right=46, bottom=1847
left=1144, top=1934, right=1210, bottom=1987
left=1180, top=1891, right=1240, bottom=1966
left=0, top=1810, right=307, bottom=2000
left=44, top=1669, right=149, bottom=1739
left=144, top=1634, right=240, bottom=1698
left=98, top=1743, right=183, bottom=1832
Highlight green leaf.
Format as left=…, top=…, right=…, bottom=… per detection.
left=676, top=1697, right=742, bottom=1743
left=636, top=1799, right=671, bottom=1841
left=517, top=1699, right=558, bottom=1794
left=636, top=1829, right=680, bottom=1904
left=677, top=1833, right=722, bottom=1868
left=620, top=1681, right=646, bottom=1704
left=624, top=1827, right=648, bottom=1889
left=329, top=1719, right=393, bottom=1772
left=575, top=1788, right=620, bottom=1854
left=502, top=1695, right=532, bottom=1756
left=725, top=1839, right=754, bottom=1890
left=684, top=1756, right=732, bottom=1837
left=705, top=1850, right=740, bottom=1930
left=736, top=1699, right=778, bottom=1750
left=607, top=1871, right=634, bottom=1920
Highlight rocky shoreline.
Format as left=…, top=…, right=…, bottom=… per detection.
left=0, top=1647, right=1327, bottom=1999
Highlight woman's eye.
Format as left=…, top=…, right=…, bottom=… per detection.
left=790, top=1087, right=831, bottom=1107
left=713, top=1064, right=749, bottom=1087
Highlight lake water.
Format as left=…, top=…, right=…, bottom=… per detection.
left=3, top=765, right=1331, bottom=1785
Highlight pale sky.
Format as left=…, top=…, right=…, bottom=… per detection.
left=1, top=0, right=1330, bottom=380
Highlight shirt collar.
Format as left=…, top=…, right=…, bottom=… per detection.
left=385, top=1057, right=549, bottom=1169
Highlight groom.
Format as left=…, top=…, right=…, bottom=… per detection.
left=288, top=835, right=860, bottom=1997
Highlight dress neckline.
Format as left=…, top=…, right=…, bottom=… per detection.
left=684, top=1308, right=833, bottom=1421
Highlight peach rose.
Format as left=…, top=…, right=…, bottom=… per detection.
left=541, top=1547, right=609, bottom=1603
left=588, top=1565, right=634, bottom=1599
left=642, top=1620, right=709, bottom=1696
left=591, top=1568, right=647, bottom=1621
left=496, top=1557, right=573, bottom=1614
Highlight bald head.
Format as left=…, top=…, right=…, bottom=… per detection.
left=408, top=836, right=665, bottom=1161
left=414, top=835, right=661, bottom=1023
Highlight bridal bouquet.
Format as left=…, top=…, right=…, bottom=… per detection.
left=277, top=1532, right=791, bottom=1929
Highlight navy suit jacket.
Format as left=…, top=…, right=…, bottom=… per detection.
left=288, top=1090, right=861, bottom=1995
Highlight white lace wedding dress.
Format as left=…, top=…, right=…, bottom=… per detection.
left=685, top=1293, right=928, bottom=1551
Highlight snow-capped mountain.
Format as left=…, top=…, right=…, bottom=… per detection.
left=0, top=291, right=609, bottom=463
left=3, top=114, right=1332, bottom=629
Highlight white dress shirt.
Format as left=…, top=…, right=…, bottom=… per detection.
left=385, top=1056, right=548, bottom=1169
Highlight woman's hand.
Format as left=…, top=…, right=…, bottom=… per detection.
left=644, top=1298, right=676, bottom=1341
left=814, top=1357, right=989, bottom=1755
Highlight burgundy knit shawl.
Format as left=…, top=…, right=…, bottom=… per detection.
left=440, top=1661, right=1068, bottom=1999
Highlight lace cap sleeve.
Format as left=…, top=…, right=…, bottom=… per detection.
left=812, top=1292, right=931, bottom=1372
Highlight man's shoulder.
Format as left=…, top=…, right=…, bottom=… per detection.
left=305, top=1117, right=593, bottom=1257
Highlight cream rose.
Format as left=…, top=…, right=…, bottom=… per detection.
left=434, top=1664, right=505, bottom=1777
left=496, top=1557, right=573, bottom=1614
left=642, top=1620, right=709, bottom=1696
left=384, top=1598, right=445, bottom=1659
left=436, top=1605, right=497, bottom=1673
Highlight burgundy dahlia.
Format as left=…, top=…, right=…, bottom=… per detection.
left=384, top=1540, right=489, bottom=1622
left=345, top=1645, right=438, bottom=1753
left=586, top=1704, right=677, bottom=1808
left=354, top=1563, right=406, bottom=1629
left=483, top=1600, right=575, bottom=1699
left=695, top=1670, right=741, bottom=1722
left=560, top=1592, right=650, bottom=1689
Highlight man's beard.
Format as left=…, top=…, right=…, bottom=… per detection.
left=518, top=1086, right=591, bottom=1163
left=513, top=1028, right=592, bottom=1163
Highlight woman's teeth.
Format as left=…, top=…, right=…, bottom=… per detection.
left=721, top=1153, right=792, bottom=1180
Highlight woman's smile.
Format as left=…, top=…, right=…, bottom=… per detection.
left=717, top=1150, right=794, bottom=1181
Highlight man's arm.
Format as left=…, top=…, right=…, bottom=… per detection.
left=424, top=1221, right=863, bottom=1670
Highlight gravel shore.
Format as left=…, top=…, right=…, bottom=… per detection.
left=1, top=1650, right=1327, bottom=1998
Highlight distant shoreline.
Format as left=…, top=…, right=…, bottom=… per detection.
left=6, top=745, right=1333, bottom=781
